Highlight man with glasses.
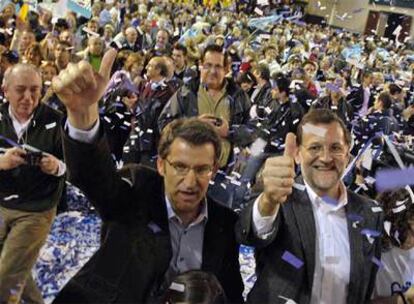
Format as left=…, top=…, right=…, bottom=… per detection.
left=52, top=49, right=244, bottom=303
left=236, top=109, right=383, bottom=304
left=159, top=44, right=254, bottom=170
left=158, top=44, right=255, bottom=207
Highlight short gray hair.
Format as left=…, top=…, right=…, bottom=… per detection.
left=2, top=63, right=42, bottom=88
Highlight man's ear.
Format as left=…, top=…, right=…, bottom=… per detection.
left=157, top=157, right=165, bottom=177
left=209, top=161, right=219, bottom=180
left=224, top=63, right=231, bottom=75
left=2, top=85, right=7, bottom=98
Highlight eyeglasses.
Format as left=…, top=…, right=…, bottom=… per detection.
left=202, top=63, right=224, bottom=71
left=165, top=158, right=214, bottom=178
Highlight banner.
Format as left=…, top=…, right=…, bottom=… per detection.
left=248, top=14, right=283, bottom=30
left=67, top=0, right=91, bottom=19
left=369, top=0, right=414, bottom=9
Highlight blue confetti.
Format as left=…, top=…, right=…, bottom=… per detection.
left=375, top=167, right=414, bottom=192
left=281, top=251, right=304, bottom=269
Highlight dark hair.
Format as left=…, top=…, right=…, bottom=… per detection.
left=2, top=50, right=19, bottom=64
left=236, top=71, right=256, bottom=85
left=253, top=64, right=270, bottom=82
left=173, top=43, right=187, bottom=56
left=55, top=40, right=72, bottom=51
left=296, top=109, right=352, bottom=146
left=388, top=84, right=402, bottom=96
left=263, top=45, right=277, bottom=54
left=158, top=118, right=221, bottom=163
left=303, top=60, right=317, bottom=69
left=378, top=92, right=392, bottom=110
left=163, top=270, right=226, bottom=304
left=376, top=189, right=414, bottom=250
left=272, top=73, right=290, bottom=96
left=360, top=69, right=373, bottom=82
left=201, top=44, right=229, bottom=67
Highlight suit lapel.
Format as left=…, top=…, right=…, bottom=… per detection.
left=202, top=199, right=226, bottom=272
left=290, top=184, right=316, bottom=289
left=146, top=182, right=173, bottom=272
left=345, top=191, right=364, bottom=303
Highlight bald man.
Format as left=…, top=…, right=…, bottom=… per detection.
left=121, top=26, right=143, bottom=52
left=0, top=64, right=65, bottom=303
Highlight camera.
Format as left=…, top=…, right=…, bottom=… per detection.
left=25, top=151, right=43, bottom=166
left=22, top=144, right=43, bottom=166
left=202, top=115, right=223, bottom=127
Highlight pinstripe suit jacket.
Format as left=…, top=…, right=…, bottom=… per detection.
left=236, top=182, right=383, bottom=304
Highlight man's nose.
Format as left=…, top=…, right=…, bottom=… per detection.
left=23, top=89, right=31, bottom=100
left=182, top=169, right=197, bottom=187
left=319, top=148, right=333, bottom=162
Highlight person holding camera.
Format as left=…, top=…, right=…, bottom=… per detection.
left=158, top=44, right=255, bottom=207
left=0, top=63, right=65, bottom=303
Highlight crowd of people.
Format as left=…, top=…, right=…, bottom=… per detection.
left=0, top=0, right=414, bottom=303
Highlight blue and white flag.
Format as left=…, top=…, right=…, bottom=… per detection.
left=67, top=0, right=91, bottom=19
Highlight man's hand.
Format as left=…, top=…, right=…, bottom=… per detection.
left=39, top=154, right=60, bottom=176
left=216, top=118, right=229, bottom=138
left=52, top=48, right=117, bottom=130
left=122, top=93, right=138, bottom=111
left=259, top=133, right=297, bottom=216
left=198, top=114, right=229, bottom=138
left=404, top=286, right=414, bottom=304
left=0, top=147, right=26, bottom=170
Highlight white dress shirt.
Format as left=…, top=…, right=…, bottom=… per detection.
left=253, top=182, right=351, bottom=304
left=373, top=247, right=414, bottom=298
left=359, top=86, right=371, bottom=117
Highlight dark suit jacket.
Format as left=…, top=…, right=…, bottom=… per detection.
left=53, top=129, right=244, bottom=303
left=236, top=182, right=382, bottom=304
left=346, top=86, right=375, bottom=116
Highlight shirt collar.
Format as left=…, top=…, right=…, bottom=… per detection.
left=165, top=195, right=208, bottom=226
left=304, top=179, right=348, bottom=212
left=8, top=105, right=33, bottom=131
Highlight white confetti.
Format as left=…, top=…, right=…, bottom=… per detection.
left=293, top=183, right=306, bottom=191
left=384, top=221, right=391, bottom=236
left=45, top=122, right=57, bottom=130
left=3, top=194, right=19, bottom=201
left=169, top=282, right=185, bottom=292
left=302, top=123, right=327, bottom=137
left=371, top=206, right=382, bottom=213
left=392, top=204, right=406, bottom=214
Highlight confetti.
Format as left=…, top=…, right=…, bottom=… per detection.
left=361, top=228, right=381, bottom=238
left=45, top=122, right=57, bottom=130
left=371, top=256, right=383, bottom=268
left=169, top=282, right=185, bottom=292
left=3, top=194, right=19, bottom=201
left=278, top=295, right=298, bottom=304
left=321, top=195, right=338, bottom=206
left=302, top=123, right=327, bottom=137
left=348, top=213, right=363, bottom=222
left=392, top=204, right=406, bottom=214
left=371, top=207, right=382, bottom=213
left=281, top=251, right=304, bottom=269
left=384, top=221, right=391, bottom=236
left=375, top=167, right=414, bottom=192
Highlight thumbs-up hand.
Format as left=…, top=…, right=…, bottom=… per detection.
left=52, top=48, right=117, bottom=130
left=258, top=133, right=297, bottom=216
